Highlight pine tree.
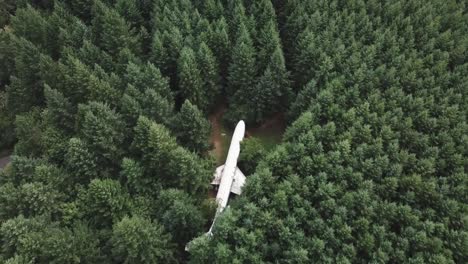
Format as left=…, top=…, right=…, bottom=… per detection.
left=10, top=5, right=48, bottom=50
left=125, top=62, right=172, bottom=100
left=257, top=19, right=281, bottom=72
left=177, top=47, right=206, bottom=111
left=227, top=22, right=256, bottom=98
left=0, top=0, right=15, bottom=27
left=268, top=45, right=292, bottom=107
left=63, top=0, right=93, bottom=22
left=92, top=1, right=139, bottom=57
left=61, top=55, right=94, bottom=105
left=203, top=0, right=224, bottom=20
left=197, top=42, right=221, bottom=107
left=174, top=100, right=211, bottom=153
left=141, top=88, right=174, bottom=125
left=250, top=0, right=277, bottom=30
left=111, top=215, right=175, bottom=263
left=251, top=67, right=277, bottom=122
left=13, top=109, right=43, bottom=157
left=43, top=85, right=74, bottom=133
left=76, top=102, right=125, bottom=173
left=114, top=0, right=142, bottom=29
left=156, top=189, right=205, bottom=247
left=288, top=80, right=317, bottom=120
left=0, top=31, right=14, bottom=87
left=77, top=40, right=114, bottom=73
left=78, top=179, right=130, bottom=228
left=209, top=18, right=230, bottom=81
left=6, top=37, right=43, bottom=114
left=65, top=137, right=98, bottom=184
left=151, top=27, right=183, bottom=86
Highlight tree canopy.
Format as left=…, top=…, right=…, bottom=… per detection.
left=0, top=0, right=466, bottom=263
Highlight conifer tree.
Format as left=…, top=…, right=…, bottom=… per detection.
left=63, top=0, right=93, bottom=22
left=197, top=42, right=220, bottom=106
left=65, top=137, right=98, bottom=184
left=156, top=189, right=205, bottom=248
left=76, top=102, right=125, bottom=173
left=227, top=22, right=256, bottom=98
left=177, top=47, right=206, bottom=111
left=111, top=215, right=175, bottom=263
left=125, top=62, right=172, bottom=100
left=151, top=27, right=183, bottom=86
left=257, top=19, right=281, bottom=72
left=209, top=18, right=230, bottom=81
left=78, top=179, right=130, bottom=228
left=13, top=109, right=43, bottom=157
left=43, top=85, right=74, bottom=133
left=6, top=37, right=43, bottom=114
left=114, top=0, right=142, bottom=29
left=10, top=5, right=48, bottom=49
left=61, top=55, right=94, bottom=105
left=174, top=100, right=211, bottom=153
left=92, top=1, right=139, bottom=57
left=288, top=80, right=317, bottom=120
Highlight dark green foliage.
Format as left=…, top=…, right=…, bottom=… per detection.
left=173, top=100, right=211, bottom=153
left=0, top=0, right=15, bottom=27
left=1, top=0, right=466, bottom=263
left=78, top=179, right=130, bottom=228
left=64, top=137, right=98, bottom=183
left=1, top=216, right=99, bottom=263
left=111, top=215, right=175, bottom=263
left=156, top=189, right=205, bottom=248
left=13, top=109, right=43, bottom=157
left=197, top=42, right=221, bottom=108
left=6, top=37, right=44, bottom=114
left=238, top=137, right=265, bottom=175
left=177, top=47, right=206, bottom=111
left=76, top=101, right=125, bottom=173
left=227, top=22, right=255, bottom=98
left=0, top=31, right=14, bottom=87
left=63, top=0, right=93, bottom=22
left=43, top=85, right=74, bottom=133
left=124, top=62, right=172, bottom=100
left=132, top=116, right=212, bottom=197
left=92, top=0, right=140, bottom=57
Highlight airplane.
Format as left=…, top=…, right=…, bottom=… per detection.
left=208, top=120, right=246, bottom=235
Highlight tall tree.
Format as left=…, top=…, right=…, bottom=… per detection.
left=227, top=22, right=256, bottom=98
left=197, top=42, right=221, bottom=108
left=65, top=137, right=98, bottom=184
left=78, top=179, right=130, bottom=228
left=6, top=37, right=43, bottom=114
left=177, top=47, right=206, bottom=111
left=92, top=0, right=140, bottom=57
left=111, top=215, right=175, bottom=263
left=173, top=100, right=211, bottom=153
left=76, top=102, right=125, bottom=173
left=257, top=19, right=281, bottom=72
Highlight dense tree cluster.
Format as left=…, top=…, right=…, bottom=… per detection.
left=190, top=0, right=468, bottom=263
left=0, top=0, right=466, bottom=263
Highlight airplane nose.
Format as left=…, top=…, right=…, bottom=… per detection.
left=233, top=120, right=246, bottom=140
left=238, top=120, right=245, bottom=129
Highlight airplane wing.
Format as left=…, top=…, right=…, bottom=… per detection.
left=211, top=165, right=246, bottom=194
left=230, top=167, right=246, bottom=195
left=211, top=165, right=225, bottom=185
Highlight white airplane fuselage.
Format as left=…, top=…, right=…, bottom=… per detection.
left=208, top=120, right=246, bottom=233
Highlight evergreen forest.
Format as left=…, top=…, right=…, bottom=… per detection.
left=0, top=0, right=466, bottom=263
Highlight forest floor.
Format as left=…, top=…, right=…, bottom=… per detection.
left=0, top=149, right=11, bottom=169
left=209, top=106, right=285, bottom=165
